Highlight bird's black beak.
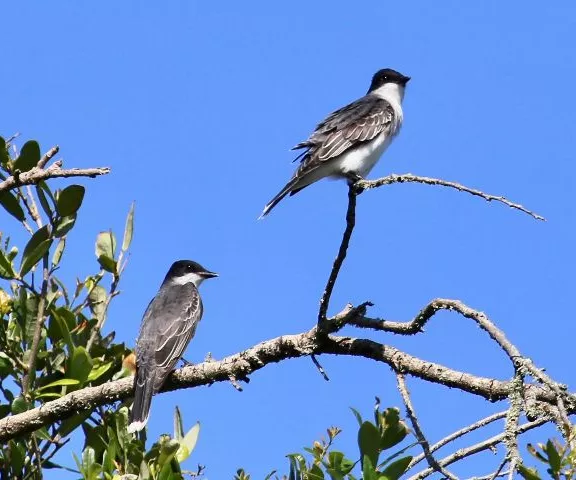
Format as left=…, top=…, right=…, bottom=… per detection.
left=201, top=271, right=218, bottom=279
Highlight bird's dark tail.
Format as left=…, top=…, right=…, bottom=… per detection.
left=127, top=369, right=155, bottom=433
left=259, top=178, right=302, bottom=219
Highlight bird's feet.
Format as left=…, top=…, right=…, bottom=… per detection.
left=180, top=358, right=194, bottom=367
left=346, top=173, right=365, bottom=194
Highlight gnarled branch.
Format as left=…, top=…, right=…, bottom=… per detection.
left=0, top=301, right=573, bottom=443
left=0, top=157, right=110, bottom=193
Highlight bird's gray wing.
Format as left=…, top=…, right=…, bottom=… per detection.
left=292, top=95, right=395, bottom=170
left=135, top=282, right=203, bottom=393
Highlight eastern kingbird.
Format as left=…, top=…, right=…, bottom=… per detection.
left=127, top=260, right=218, bottom=433
left=260, top=68, right=410, bottom=217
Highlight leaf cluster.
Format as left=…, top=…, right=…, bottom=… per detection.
left=238, top=400, right=413, bottom=480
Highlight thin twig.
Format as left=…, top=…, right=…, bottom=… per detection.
left=22, top=255, right=50, bottom=396
left=408, top=411, right=508, bottom=469
left=228, top=375, right=243, bottom=392
left=318, top=184, right=357, bottom=324
left=311, top=354, right=330, bottom=381
left=406, top=418, right=548, bottom=480
left=396, top=373, right=457, bottom=480
left=15, top=187, right=42, bottom=230
left=0, top=162, right=110, bottom=193
left=357, top=173, right=545, bottom=221
left=467, top=469, right=511, bottom=480
left=30, top=435, right=43, bottom=480
left=37, top=146, right=59, bottom=169
left=25, top=185, right=43, bottom=228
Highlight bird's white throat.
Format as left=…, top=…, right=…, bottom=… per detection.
left=171, top=272, right=205, bottom=287
left=370, top=82, right=405, bottom=114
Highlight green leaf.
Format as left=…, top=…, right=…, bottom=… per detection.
left=379, top=456, right=412, bottom=480
left=359, top=421, right=381, bottom=469
left=37, top=378, right=80, bottom=391
left=361, top=455, right=378, bottom=480
left=88, top=285, right=107, bottom=322
left=35, top=392, right=64, bottom=399
left=9, top=440, right=26, bottom=474
left=174, top=406, right=184, bottom=441
left=176, top=421, right=200, bottom=463
left=545, top=439, right=562, bottom=472
left=14, top=140, right=40, bottom=172
left=115, top=406, right=130, bottom=450
left=0, top=191, right=25, bottom=221
left=11, top=395, right=30, bottom=414
left=327, top=451, right=344, bottom=470
left=48, top=307, right=75, bottom=351
left=0, top=137, right=9, bottom=166
left=68, top=346, right=93, bottom=386
left=86, top=361, right=112, bottom=382
left=308, top=464, right=325, bottom=480
left=36, top=182, right=54, bottom=219
left=518, top=464, right=542, bottom=480
left=34, top=426, right=52, bottom=441
left=157, top=436, right=181, bottom=468
left=527, top=443, right=548, bottom=463
left=380, top=408, right=409, bottom=450
left=81, top=446, right=97, bottom=479
left=54, top=214, right=77, bottom=237
left=52, top=237, right=66, bottom=267
left=0, top=250, right=15, bottom=278
left=97, top=254, right=117, bottom=274
left=20, top=225, right=52, bottom=276
left=20, top=239, right=52, bottom=276
left=56, top=185, right=85, bottom=217
left=0, top=353, right=13, bottom=378
left=95, top=231, right=116, bottom=260
left=103, top=426, right=119, bottom=475
left=58, top=410, right=91, bottom=437
left=122, top=202, right=135, bottom=252
left=350, top=407, right=363, bottom=427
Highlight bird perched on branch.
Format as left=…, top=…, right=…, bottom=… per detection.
left=127, top=259, right=218, bottom=433
left=260, top=68, right=410, bottom=218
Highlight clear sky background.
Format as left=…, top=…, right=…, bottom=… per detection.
left=1, top=1, right=575, bottom=478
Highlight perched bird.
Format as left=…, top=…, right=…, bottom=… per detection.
left=260, top=68, right=410, bottom=218
left=127, top=260, right=218, bottom=433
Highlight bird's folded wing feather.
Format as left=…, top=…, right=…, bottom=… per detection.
left=292, top=96, right=395, bottom=169
left=136, top=283, right=203, bottom=392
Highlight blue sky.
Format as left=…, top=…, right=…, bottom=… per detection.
left=1, top=1, right=575, bottom=477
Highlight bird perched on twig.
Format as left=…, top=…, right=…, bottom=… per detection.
left=127, top=260, right=218, bottom=433
left=260, top=68, right=410, bottom=218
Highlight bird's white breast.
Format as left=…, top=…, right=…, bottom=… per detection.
left=336, top=132, right=393, bottom=177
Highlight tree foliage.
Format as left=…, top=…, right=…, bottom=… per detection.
left=0, top=136, right=572, bottom=479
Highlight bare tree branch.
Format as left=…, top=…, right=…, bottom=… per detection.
left=407, top=418, right=549, bottom=480
left=0, top=160, right=110, bottom=193
left=318, top=184, right=357, bottom=324
left=408, top=411, right=508, bottom=469
left=357, top=173, right=545, bottom=221
left=37, top=146, right=59, bottom=169
left=0, top=306, right=573, bottom=443
left=396, top=373, right=457, bottom=479
left=502, top=372, right=524, bottom=479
